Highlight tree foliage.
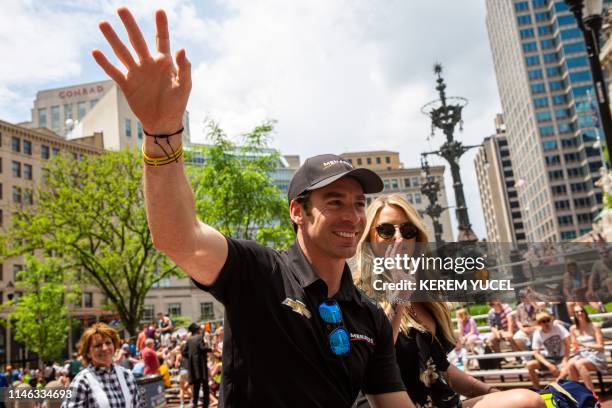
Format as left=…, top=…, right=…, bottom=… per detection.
left=186, top=121, right=294, bottom=248
left=2, top=150, right=179, bottom=336
left=3, top=255, right=77, bottom=367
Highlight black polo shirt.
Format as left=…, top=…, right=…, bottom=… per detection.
left=192, top=237, right=405, bottom=408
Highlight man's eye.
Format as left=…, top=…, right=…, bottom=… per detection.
left=356, top=202, right=366, bottom=208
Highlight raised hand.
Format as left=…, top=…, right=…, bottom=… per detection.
left=92, top=7, right=191, bottom=134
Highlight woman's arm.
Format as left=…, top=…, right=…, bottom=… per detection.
left=447, top=364, right=497, bottom=398
left=583, top=324, right=606, bottom=352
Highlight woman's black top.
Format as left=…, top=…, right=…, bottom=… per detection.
left=395, top=326, right=461, bottom=408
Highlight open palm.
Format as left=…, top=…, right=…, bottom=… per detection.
left=92, top=8, right=190, bottom=134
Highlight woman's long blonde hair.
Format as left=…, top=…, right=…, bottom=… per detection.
left=353, top=194, right=455, bottom=345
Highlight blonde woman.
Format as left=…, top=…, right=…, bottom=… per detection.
left=353, top=194, right=544, bottom=408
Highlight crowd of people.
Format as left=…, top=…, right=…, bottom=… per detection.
left=454, top=295, right=609, bottom=396
left=0, top=316, right=224, bottom=408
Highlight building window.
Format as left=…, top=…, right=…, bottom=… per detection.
left=64, top=104, right=73, bottom=122
left=383, top=179, right=390, bottom=189
left=167, top=303, right=181, bottom=317
left=0, top=182, right=2, bottom=200
left=137, top=122, right=143, bottom=139
left=391, top=179, right=398, bottom=189
left=13, top=264, right=23, bottom=283
left=385, top=156, right=390, bottom=164
left=414, top=193, right=422, bottom=204
left=125, top=119, right=132, bottom=138
left=142, top=305, right=155, bottom=322
left=404, top=178, right=411, bottom=188
left=12, top=186, right=22, bottom=203
left=406, top=193, right=413, bottom=203
left=11, top=137, right=20, bottom=153
left=376, top=157, right=381, bottom=164
left=411, top=177, right=420, bottom=187
left=51, top=106, right=60, bottom=132
left=83, top=292, right=93, bottom=308
left=52, top=147, right=60, bottom=157
left=200, top=302, right=215, bottom=321
left=23, top=189, right=33, bottom=205
left=90, top=99, right=99, bottom=108
left=12, top=161, right=21, bottom=178
left=41, top=145, right=50, bottom=160
left=0, top=209, right=3, bottom=226
left=38, top=108, right=47, bottom=127
left=22, top=140, right=31, bottom=156
left=77, top=102, right=87, bottom=120
left=357, top=158, right=362, bottom=165
left=23, top=164, right=32, bottom=180
left=366, top=157, right=372, bottom=165
left=528, top=69, right=543, bottom=80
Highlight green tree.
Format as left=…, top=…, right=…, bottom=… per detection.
left=2, top=150, right=179, bottom=336
left=186, top=121, right=294, bottom=248
left=2, top=255, right=77, bottom=368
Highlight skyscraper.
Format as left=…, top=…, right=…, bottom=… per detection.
left=485, top=0, right=607, bottom=242
left=475, top=114, right=527, bottom=244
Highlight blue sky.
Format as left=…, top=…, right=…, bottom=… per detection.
left=1, top=0, right=505, bottom=239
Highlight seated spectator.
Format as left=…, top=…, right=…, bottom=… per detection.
left=447, top=335, right=469, bottom=371
left=157, top=313, right=174, bottom=348
left=513, top=288, right=539, bottom=351
left=561, top=305, right=607, bottom=395
left=486, top=300, right=518, bottom=352
left=115, top=344, right=138, bottom=370
left=525, top=311, right=570, bottom=388
left=586, top=246, right=612, bottom=308
left=563, top=261, right=595, bottom=317
left=456, top=308, right=479, bottom=353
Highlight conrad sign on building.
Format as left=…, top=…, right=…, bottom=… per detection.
left=29, top=80, right=190, bottom=150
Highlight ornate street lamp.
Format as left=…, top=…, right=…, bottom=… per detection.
left=565, top=0, right=612, bottom=163
left=420, top=154, right=447, bottom=245
left=421, top=64, right=481, bottom=242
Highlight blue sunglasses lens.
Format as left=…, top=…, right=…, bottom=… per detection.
left=329, top=327, right=351, bottom=355
left=319, top=300, right=342, bottom=324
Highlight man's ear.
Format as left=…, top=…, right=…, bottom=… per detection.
left=290, top=199, right=305, bottom=228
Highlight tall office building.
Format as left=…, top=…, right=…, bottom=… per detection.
left=340, top=151, right=454, bottom=242
left=475, top=114, right=527, bottom=244
left=485, top=0, right=608, bottom=242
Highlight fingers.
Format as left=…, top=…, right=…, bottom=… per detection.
left=117, top=7, right=152, bottom=62
left=156, top=10, right=171, bottom=55
left=176, top=48, right=192, bottom=90
left=99, top=21, right=137, bottom=69
left=92, top=50, right=126, bottom=86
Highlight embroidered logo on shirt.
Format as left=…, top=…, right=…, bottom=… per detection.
left=350, top=333, right=375, bottom=346
left=282, top=298, right=312, bottom=319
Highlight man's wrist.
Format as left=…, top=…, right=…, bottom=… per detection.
left=143, top=120, right=184, bottom=135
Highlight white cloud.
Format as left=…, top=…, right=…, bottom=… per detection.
left=0, top=0, right=501, bottom=238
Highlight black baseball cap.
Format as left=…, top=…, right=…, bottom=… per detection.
left=288, top=154, right=383, bottom=203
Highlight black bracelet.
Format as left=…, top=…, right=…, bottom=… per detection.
left=143, top=126, right=184, bottom=138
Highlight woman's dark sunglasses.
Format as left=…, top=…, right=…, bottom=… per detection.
left=374, top=222, right=418, bottom=240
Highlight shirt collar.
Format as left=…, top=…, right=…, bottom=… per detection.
left=288, top=241, right=362, bottom=306
left=90, top=364, right=114, bottom=374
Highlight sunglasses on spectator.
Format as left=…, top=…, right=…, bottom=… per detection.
left=538, top=318, right=551, bottom=324
left=318, top=299, right=350, bottom=356
left=374, top=222, right=418, bottom=240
